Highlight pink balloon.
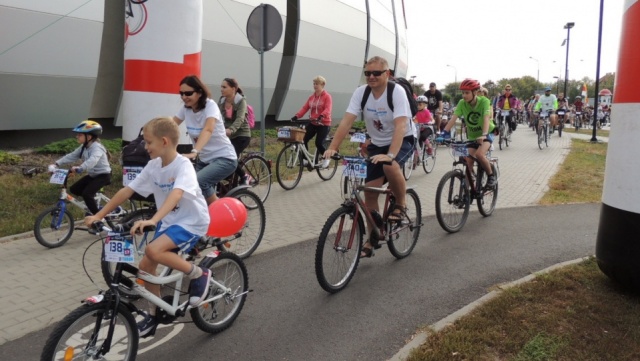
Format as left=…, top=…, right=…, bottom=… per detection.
left=207, top=197, right=248, bottom=237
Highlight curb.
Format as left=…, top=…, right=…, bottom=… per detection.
left=0, top=230, right=34, bottom=244
left=388, top=256, right=593, bottom=361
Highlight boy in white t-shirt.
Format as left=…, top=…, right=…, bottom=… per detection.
left=85, top=117, right=210, bottom=338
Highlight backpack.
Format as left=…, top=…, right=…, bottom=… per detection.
left=122, top=128, right=150, bottom=167
left=360, top=78, right=419, bottom=118
left=246, top=104, right=256, bottom=128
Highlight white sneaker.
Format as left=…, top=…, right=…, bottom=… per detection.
left=321, top=159, right=331, bottom=169
left=302, top=160, right=309, bottom=167
left=490, top=144, right=495, bottom=151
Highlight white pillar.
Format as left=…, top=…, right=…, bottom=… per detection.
left=596, top=0, right=640, bottom=290
left=117, top=0, right=203, bottom=143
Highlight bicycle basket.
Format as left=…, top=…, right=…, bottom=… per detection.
left=277, top=127, right=306, bottom=142
left=450, top=144, right=469, bottom=158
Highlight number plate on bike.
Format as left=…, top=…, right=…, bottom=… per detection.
left=342, top=157, right=366, bottom=179
left=104, top=233, right=134, bottom=263
left=277, top=128, right=290, bottom=138
left=350, top=132, right=366, bottom=143
left=122, top=166, right=143, bottom=186
left=451, top=144, right=468, bottom=157
left=501, top=110, right=510, bottom=116
left=49, top=169, right=68, bottom=184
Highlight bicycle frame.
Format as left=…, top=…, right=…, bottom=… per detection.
left=50, top=174, right=114, bottom=229
left=448, top=142, right=497, bottom=199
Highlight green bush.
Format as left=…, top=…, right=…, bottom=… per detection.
left=0, top=151, right=21, bottom=165
left=35, top=138, right=122, bottom=155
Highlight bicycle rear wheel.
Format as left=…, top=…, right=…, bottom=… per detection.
left=315, top=206, right=364, bottom=293
left=41, top=302, right=138, bottom=361
left=218, top=189, right=265, bottom=259
left=241, top=154, right=272, bottom=204
left=387, top=188, right=421, bottom=259
left=34, top=206, right=74, bottom=248
left=276, top=143, right=303, bottom=190
left=477, top=164, right=499, bottom=217
left=191, top=252, right=248, bottom=334
left=435, top=170, right=470, bottom=233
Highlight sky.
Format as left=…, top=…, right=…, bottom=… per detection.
left=403, top=0, right=625, bottom=90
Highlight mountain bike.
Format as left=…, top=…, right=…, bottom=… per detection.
left=536, top=110, right=552, bottom=150
left=574, top=110, right=583, bottom=131
left=434, top=139, right=499, bottom=233
left=556, top=109, right=567, bottom=137
left=31, top=167, right=137, bottom=248
left=41, top=221, right=248, bottom=361
left=275, top=120, right=339, bottom=190
left=495, top=109, right=512, bottom=150
left=315, top=157, right=422, bottom=293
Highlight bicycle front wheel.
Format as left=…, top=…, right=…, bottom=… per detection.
left=41, top=302, right=138, bottom=361
left=537, top=125, right=544, bottom=150
left=241, top=154, right=272, bottom=204
left=422, top=140, right=436, bottom=174
left=387, top=188, right=422, bottom=259
left=219, top=189, right=265, bottom=259
left=435, top=170, right=470, bottom=233
left=477, top=164, right=499, bottom=217
left=499, top=124, right=505, bottom=150
left=544, top=125, right=549, bottom=147
left=191, top=252, right=248, bottom=334
left=402, top=151, right=414, bottom=180
left=317, top=139, right=339, bottom=181
left=34, top=206, right=74, bottom=248
left=276, top=143, right=303, bottom=190
left=315, top=206, right=364, bottom=293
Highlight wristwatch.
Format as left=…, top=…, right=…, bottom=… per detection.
left=191, top=148, right=199, bottom=154
left=387, top=152, right=395, bottom=159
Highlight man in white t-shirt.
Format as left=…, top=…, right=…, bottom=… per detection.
left=324, top=56, right=414, bottom=258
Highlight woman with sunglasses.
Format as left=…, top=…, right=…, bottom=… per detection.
left=173, top=75, right=237, bottom=205
left=291, top=75, right=333, bottom=168
left=218, top=77, right=252, bottom=184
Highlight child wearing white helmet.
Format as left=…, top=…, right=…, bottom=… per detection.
left=415, top=95, right=435, bottom=156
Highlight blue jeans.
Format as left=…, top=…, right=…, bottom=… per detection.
left=194, top=157, right=237, bottom=198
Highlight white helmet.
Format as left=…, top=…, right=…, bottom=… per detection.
left=416, top=95, right=428, bottom=103
left=575, top=95, right=582, bottom=100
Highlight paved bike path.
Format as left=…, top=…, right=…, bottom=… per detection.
left=0, top=127, right=601, bottom=347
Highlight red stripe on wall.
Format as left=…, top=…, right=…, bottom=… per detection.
left=123, top=52, right=201, bottom=94
left=614, top=2, right=640, bottom=103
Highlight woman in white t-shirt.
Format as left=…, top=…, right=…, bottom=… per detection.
left=173, top=75, right=238, bottom=204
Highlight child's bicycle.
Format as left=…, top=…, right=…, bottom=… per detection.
left=29, top=166, right=137, bottom=248
left=315, top=156, right=422, bottom=293
left=41, top=220, right=249, bottom=361
left=434, top=139, right=500, bottom=233
left=275, top=119, right=339, bottom=190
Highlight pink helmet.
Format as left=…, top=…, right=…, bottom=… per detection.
left=459, top=79, right=481, bottom=91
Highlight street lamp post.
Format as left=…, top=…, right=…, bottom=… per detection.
left=563, top=22, right=575, bottom=98
left=446, top=64, right=457, bottom=84
left=529, top=56, right=539, bottom=84
left=553, top=76, right=560, bottom=94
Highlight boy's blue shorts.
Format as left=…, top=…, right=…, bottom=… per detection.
left=152, top=222, right=201, bottom=253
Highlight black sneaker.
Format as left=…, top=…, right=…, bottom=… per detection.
left=137, top=313, right=158, bottom=338
left=486, top=175, right=497, bottom=188
left=189, top=267, right=211, bottom=306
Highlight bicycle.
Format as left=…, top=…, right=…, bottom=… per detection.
left=536, top=110, right=552, bottom=150
left=406, top=123, right=437, bottom=177
left=275, top=120, right=339, bottom=190
left=31, top=167, right=137, bottom=248
left=216, top=151, right=272, bottom=204
left=434, top=139, right=499, bottom=233
left=495, top=109, right=512, bottom=150
left=315, top=157, right=422, bottom=293
left=339, top=128, right=368, bottom=200
left=574, top=110, right=583, bottom=131
left=42, top=221, right=249, bottom=361
left=556, top=109, right=567, bottom=137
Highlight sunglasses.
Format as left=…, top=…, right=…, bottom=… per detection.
left=364, top=70, right=387, bottom=77
left=505, top=88, right=512, bottom=91
left=179, top=91, right=196, bottom=96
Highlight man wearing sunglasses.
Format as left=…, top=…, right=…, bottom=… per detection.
left=324, top=56, right=414, bottom=258
left=424, top=82, right=444, bottom=132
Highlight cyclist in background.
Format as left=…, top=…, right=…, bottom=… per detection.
left=440, top=79, right=497, bottom=187
left=49, top=121, right=112, bottom=216
left=415, top=95, right=435, bottom=156
left=573, top=95, right=584, bottom=128
left=424, top=82, right=444, bottom=132
left=534, top=87, right=558, bottom=133
left=324, top=56, right=414, bottom=258
left=218, top=77, right=252, bottom=185
left=556, top=92, right=569, bottom=129
left=495, top=84, right=519, bottom=132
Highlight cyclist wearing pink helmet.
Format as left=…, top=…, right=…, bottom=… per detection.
left=441, top=79, right=497, bottom=187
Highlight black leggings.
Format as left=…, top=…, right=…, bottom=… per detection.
left=303, top=124, right=330, bottom=162
left=69, top=173, right=112, bottom=215
left=230, top=136, right=251, bottom=178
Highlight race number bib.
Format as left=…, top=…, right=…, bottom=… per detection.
left=277, top=128, right=291, bottom=138
left=49, top=169, right=69, bottom=184
left=501, top=110, right=510, bottom=116
left=104, top=233, right=134, bottom=263
left=122, top=166, right=143, bottom=186
left=350, top=132, right=366, bottom=143
left=342, top=157, right=367, bottom=179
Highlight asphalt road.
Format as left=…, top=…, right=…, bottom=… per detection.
left=2, top=203, right=599, bottom=360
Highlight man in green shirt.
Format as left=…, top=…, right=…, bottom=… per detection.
left=441, top=79, right=497, bottom=187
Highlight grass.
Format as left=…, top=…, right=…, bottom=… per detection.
left=405, top=138, right=638, bottom=361
left=0, top=127, right=360, bottom=238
